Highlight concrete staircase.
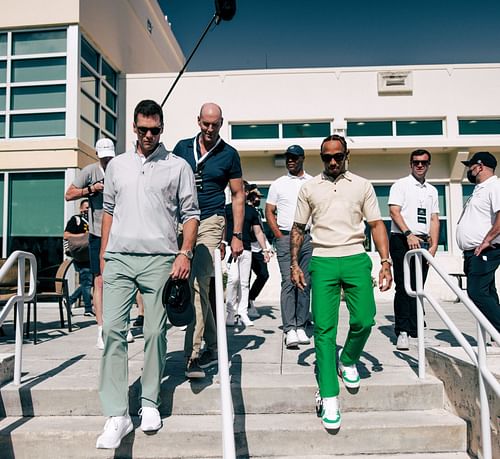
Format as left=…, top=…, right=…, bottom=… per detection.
left=0, top=301, right=471, bottom=458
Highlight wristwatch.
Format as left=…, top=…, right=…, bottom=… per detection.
left=380, top=258, right=393, bottom=266
left=403, top=230, right=412, bottom=237
left=233, top=232, right=243, bottom=240
left=177, top=249, right=193, bottom=260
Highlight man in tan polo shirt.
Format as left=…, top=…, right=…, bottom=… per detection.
left=290, top=134, right=392, bottom=431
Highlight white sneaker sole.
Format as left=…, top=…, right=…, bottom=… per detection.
left=96, top=422, right=133, bottom=449
left=141, top=420, right=162, bottom=432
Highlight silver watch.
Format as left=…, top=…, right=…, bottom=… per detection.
left=177, top=250, right=193, bottom=260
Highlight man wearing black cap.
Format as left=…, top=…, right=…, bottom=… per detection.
left=457, top=151, right=500, bottom=332
left=266, top=145, right=313, bottom=348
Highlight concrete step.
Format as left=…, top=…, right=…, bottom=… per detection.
left=262, top=455, right=471, bottom=459
left=0, top=410, right=466, bottom=458
left=0, top=370, right=444, bottom=417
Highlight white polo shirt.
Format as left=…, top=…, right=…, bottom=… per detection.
left=388, top=174, right=439, bottom=235
left=456, top=175, right=500, bottom=251
left=267, top=171, right=312, bottom=231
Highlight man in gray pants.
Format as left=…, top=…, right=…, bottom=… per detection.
left=265, top=145, right=313, bottom=348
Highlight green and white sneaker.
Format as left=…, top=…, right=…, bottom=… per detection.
left=321, top=396, right=341, bottom=430
left=338, top=361, right=360, bottom=389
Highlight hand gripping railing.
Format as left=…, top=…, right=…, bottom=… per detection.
left=404, top=248, right=500, bottom=459
left=213, top=249, right=236, bottom=459
left=0, top=251, right=37, bottom=385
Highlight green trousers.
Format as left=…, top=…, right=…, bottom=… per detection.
left=310, top=253, right=376, bottom=398
left=99, top=252, right=173, bottom=416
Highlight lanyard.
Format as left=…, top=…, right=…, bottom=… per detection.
left=193, top=135, right=221, bottom=166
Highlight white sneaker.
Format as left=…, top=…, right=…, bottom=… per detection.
left=396, top=332, right=410, bottom=350
left=139, top=406, right=162, bottom=432
left=296, top=328, right=310, bottom=344
left=338, top=361, right=360, bottom=389
left=247, top=301, right=259, bottom=319
left=285, top=329, right=299, bottom=348
left=239, top=313, right=254, bottom=327
left=96, top=325, right=104, bottom=350
left=126, top=329, right=134, bottom=343
left=96, top=415, right=133, bottom=449
left=321, top=396, right=341, bottom=430
left=226, top=309, right=236, bottom=327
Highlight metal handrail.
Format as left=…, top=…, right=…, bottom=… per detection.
left=0, top=251, right=37, bottom=385
left=213, top=249, right=236, bottom=459
left=404, top=248, right=500, bottom=459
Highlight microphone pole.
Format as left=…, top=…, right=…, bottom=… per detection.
left=160, top=14, right=218, bottom=108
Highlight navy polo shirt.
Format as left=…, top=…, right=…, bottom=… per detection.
left=173, top=136, right=242, bottom=220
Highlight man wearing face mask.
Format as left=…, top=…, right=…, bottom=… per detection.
left=388, top=149, right=440, bottom=350
left=457, top=152, right=500, bottom=332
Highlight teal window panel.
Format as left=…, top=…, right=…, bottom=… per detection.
left=347, top=121, right=393, bottom=136
left=81, top=91, right=98, bottom=123
left=232, top=124, right=279, bottom=139
left=12, top=30, right=66, bottom=55
left=102, top=59, right=117, bottom=89
left=459, top=119, right=500, bottom=135
left=283, top=122, right=330, bottom=138
left=12, top=57, right=66, bottom=83
left=11, top=85, right=65, bottom=110
left=374, top=185, right=391, bottom=219
left=438, top=219, right=448, bottom=251
left=81, top=64, right=98, bottom=97
left=81, top=118, right=97, bottom=147
left=0, top=88, right=5, bottom=110
left=0, top=115, right=4, bottom=138
left=396, top=120, right=443, bottom=136
left=434, top=184, right=447, bottom=216
left=0, top=61, right=6, bottom=83
left=102, top=109, right=116, bottom=135
left=8, top=172, right=64, bottom=237
left=0, top=33, right=6, bottom=55
left=0, top=175, right=3, bottom=233
left=462, top=184, right=474, bottom=205
left=101, top=84, right=116, bottom=111
left=81, top=38, right=98, bottom=71
left=10, top=113, right=65, bottom=138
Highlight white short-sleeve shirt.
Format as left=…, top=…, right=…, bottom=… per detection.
left=266, top=171, right=312, bottom=231
left=456, top=175, right=500, bottom=250
left=388, top=174, right=440, bottom=235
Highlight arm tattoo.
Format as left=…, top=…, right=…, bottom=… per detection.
left=290, top=222, right=306, bottom=266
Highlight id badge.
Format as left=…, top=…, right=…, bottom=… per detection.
left=417, top=207, right=427, bottom=224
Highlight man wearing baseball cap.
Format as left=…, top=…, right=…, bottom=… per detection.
left=265, top=145, right=313, bottom=348
left=65, top=138, right=116, bottom=349
left=457, top=151, right=500, bottom=333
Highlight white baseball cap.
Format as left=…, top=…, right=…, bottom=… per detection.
left=95, top=138, right=115, bottom=158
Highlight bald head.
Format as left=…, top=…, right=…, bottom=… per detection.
left=198, top=102, right=223, bottom=150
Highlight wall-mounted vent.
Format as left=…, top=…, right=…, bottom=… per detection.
left=377, top=71, right=413, bottom=95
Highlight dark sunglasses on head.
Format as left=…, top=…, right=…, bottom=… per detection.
left=411, top=160, right=430, bottom=167
left=321, top=152, right=346, bottom=163
left=137, top=126, right=162, bottom=136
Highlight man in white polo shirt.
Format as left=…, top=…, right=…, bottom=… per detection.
left=388, top=149, right=440, bottom=350
left=265, top=145, right=312, bottom=348
left=457, top=151, right=500, bottom=333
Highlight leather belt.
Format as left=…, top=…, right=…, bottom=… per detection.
left=280, top=229, right=310, bottom=236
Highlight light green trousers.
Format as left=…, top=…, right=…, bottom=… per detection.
left=99, top=252, right=173, bottom=416
left=310, top=253, right=376, bottom=398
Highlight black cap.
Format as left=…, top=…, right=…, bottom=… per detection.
left=162, top=277, right=194, bottom=327
left=285, top=145, right=305, bottom=157
left=461, top=151, right=497, bottom=169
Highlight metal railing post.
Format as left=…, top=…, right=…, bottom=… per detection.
left=477, top=323, right=492, bottom=459
left=414, top=252, right=426, bottom=379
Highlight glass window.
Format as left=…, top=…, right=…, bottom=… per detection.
left=459, top=119, right=500, bottom=135
left=102, top=109, right=116, bottom=135
left=12, top=57, right=66, bottom=83
left=81, top=64, right=98, bottom=97
left=0, top=88, right=5, bottom=110
left=0, top=61, right=6, bottom=83
left=0, top=175, right=3, bottom=236
left=81, top=38, right=98, bottom=71
left=347, top=121, right=393, bottom=136
left=0, top=33, right=7, bottom=55
left=0, top=115, right=4, bottom=138
left=80, top=118, right=97, bottom=147
left=283, top=122, right=330, bottom=138
left=11, top=85, right=65, bottom=110
left=462, top=184, right=474, bottom=204
left=396, top=120, right=443, bottom=136
left=12, top=30, right=66, bottom=55
left=10, top=113, right=65, bottom=137
left=101, top=84, right=116, bottom=112
left=374, top=185, right=391, bottom=219
left=232, top=124, right=279, bottom=139
left=81, top=91, right=98, bottom=123
left=435, top=184, right=447, bottom=216
left=102, top=59, right=117, bottom=89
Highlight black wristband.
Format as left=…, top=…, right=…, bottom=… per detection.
left=403, top=230, right=412, bottom=237
left=87, top=185, right=92, bottom=195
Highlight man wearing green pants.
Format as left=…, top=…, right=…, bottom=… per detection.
left=96, top=100, right=199, bottom=449
left=290, top=134, right=392, bottom=431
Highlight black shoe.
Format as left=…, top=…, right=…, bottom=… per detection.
left=133, top=315, right=144, bottom=327
left=84, top=310, right=96, bottom=317
left=199, top=349, right=218, bottom=369
left=185, top=358, right=205, bottom=379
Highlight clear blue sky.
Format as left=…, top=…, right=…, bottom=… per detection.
left=159, top=0, right=500, bottom=71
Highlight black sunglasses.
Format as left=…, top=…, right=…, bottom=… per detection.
left=411, top=160, right=430, bottom=167
left=321, top=152, right=346, bottom=163
left=136, top=126, right=162, bottom=136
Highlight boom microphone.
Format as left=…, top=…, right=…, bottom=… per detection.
left=215, top=0, right=236, bottom=22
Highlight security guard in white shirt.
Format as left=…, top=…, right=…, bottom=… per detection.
left=388, top=149, right=440, bottom=350
left=457, top=151, right=500, bottom=332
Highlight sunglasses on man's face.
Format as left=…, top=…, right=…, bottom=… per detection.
left=411, top=160, right=430, bottom=167
left=321, top=152, right=346, bottom=163
left=136, top=126, right=162, bottom=136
